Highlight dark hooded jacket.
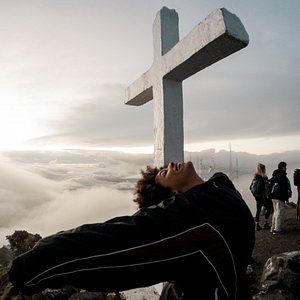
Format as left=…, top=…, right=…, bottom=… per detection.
left=8, top=172, right=255, bottom=300
left=269, top=169, right=292, bottom=201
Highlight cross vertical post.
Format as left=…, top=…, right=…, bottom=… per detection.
left=152, top=8, right=183, bottom=167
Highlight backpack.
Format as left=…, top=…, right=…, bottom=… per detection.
left=250, top=178, right=264, bottom=196
left=269, top=174, right=292, bottom=199
left=294, top=169, right=300, bottom=186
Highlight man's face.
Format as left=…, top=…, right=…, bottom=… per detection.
left=155, top=161, right=198, bottom=193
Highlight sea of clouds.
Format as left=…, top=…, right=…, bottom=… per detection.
left=0, top=150, right=151, bottom=246
left=1, top=149, right=299, bottom=247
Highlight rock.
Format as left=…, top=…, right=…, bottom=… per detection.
left=252, top=288, right=298, bottom=300
left=68, top=290, right=111, bottom=299
left=253, top=251, right=300, bottom=299
left=0, top=246, right=12, bottom=267
left=120, top=286, right=160, bottom=300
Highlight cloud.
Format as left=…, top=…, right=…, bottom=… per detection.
left=183, top=63, right=300, bottom=143
left=30, top=83, right=154, bottom=147
left=0, top=156, right=60, bottom=245
left=0, top=151, right=145, bottom=246
left=0, top=185, right=136, bottom=248
left=1, top=148, right=300, bottom=248
left=0, top=159, right=59, bottom=227
left=21, top=186, right=136, bottom=239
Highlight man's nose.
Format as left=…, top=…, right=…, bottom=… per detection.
left=168, top=162, right=175, bottom=168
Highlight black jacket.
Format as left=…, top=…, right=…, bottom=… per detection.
left=269, top=169, right=292, bottom=201
left=8, top=172, right=255, bottom=300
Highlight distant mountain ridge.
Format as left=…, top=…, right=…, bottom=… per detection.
left=2, top=148, right=300, bottom=172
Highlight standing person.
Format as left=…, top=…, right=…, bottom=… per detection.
left=8, top=161, right=255, bottom=300
left=269, top=161, right=292, bottom=234
left=250, top=163, right=272, bottom=231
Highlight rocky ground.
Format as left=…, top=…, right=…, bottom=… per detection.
left=248, top=206, right=300, bottom=298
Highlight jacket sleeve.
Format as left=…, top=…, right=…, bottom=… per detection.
left=8, top=207, right=174, bottom=295
left=7, top=195, right=194, bottom=294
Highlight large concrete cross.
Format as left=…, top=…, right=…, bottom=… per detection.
left=125, top=7, right=249, bottom=166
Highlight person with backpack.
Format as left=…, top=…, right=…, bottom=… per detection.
left=250, top=163, right=272, bottom=231
left=269, top=162, right=292, bottom=235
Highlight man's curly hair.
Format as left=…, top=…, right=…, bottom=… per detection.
left=133, top=165, right=173, bottom=208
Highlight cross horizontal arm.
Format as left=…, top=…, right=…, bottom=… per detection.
left=125, top=8, right=248, bottom=106
left=162, top=8, right=249, bottom=81
left=125, top=71, right=153, bottom=106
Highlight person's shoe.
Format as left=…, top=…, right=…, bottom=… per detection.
left=256, top=223, right=262, bottom=231
left=272, top=230, right=282, bottom=235
left=263, top=223, right=271, bottom=229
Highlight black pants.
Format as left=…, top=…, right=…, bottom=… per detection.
left=255, top=196, right=264, bottom=222
left=255, top=196, right=272, bottom=223
left=264, top=197, right=273, bottom=220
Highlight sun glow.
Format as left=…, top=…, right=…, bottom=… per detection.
left=0, top=89, right=59, bottom=151
left=0, top=119, right=40, bottom=150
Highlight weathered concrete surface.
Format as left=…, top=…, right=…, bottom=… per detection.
left=126, top=7, right=249, bottom=166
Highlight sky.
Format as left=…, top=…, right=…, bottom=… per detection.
left=0, top=0, right=299, bottom=155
